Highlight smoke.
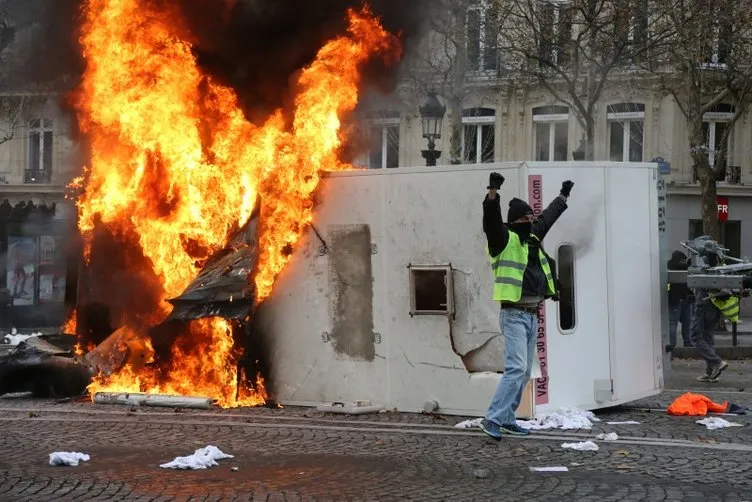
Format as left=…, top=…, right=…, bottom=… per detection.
left=3, top=0, right=428, bottom=125
left=0, top=0, right=84, bottom=89
left=171, top=0, right=429, bottom=123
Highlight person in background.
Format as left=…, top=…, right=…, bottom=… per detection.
left=689, top=246, right=735, bottom=382
left=666, top=250, right=693, bottom=352
left=478, top=172, right=573, bottom=440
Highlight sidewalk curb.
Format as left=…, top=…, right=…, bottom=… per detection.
left=673, top=346, right=752, bottom=360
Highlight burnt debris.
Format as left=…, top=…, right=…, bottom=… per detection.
left=0, top=335, right=91, bottom=398
left=166, top=196, right=260, bottom=322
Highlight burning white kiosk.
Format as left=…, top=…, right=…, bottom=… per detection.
left=256, top=161, right=666, bottom=418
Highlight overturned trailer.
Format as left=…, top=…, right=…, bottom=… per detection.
left=255, top=161, right=667, bottom=418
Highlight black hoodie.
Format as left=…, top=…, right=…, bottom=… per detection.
left=483, top=194, right=568, bottom=298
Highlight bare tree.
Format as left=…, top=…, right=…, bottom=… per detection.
left=645, top=0, right=752, bottom=239
left=402, top=0, right=503, bottom=164
left=0, top=1, right=23, bottom=146
left=0, top=95, right=26, bottom=145
left=497, top=0, right=670, bottom=160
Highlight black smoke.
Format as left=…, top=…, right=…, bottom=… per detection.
left=171, top=0, right=429, bottom=122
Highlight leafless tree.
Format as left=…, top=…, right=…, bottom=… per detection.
left=0, top=95, right=26, bottom=146
left=644, top=0, right=752, bottom=240
left=0, top=2, right=24, bottom=147
left=497, top=0, right=672, bottom=160
left=402, top=0, right=503, bottom=164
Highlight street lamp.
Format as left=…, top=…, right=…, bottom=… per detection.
left=419, top=91, right=446, bottom=167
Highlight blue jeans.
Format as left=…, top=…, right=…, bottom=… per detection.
left=486, top=308, right=538, bottom=426
left=669, top=299, right=693, bottom=347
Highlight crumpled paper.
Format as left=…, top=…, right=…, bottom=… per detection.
left=454, top=418, right=483, bottom=429
left=517, top=408, right=600, bottom=430
left=696, top=417, right=744, bottom=430
left=596, top=432, right=618, bottom=441
left=160, top=445, right=234, bottom=470
left=49, top=452, right=90, bottom=466
left=4, top=332, right=41, bottom=346
left=561, top=441, right=599, bottom=451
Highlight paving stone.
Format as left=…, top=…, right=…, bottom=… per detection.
left=1, top=380, right=751, bottom=501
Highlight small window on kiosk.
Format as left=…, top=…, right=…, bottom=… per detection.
left=557, top=245, right=576, bottom=332
left=408, top=264, right=455, bottom=316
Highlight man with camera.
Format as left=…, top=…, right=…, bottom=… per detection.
left=479, top=172, right=573, bottom=439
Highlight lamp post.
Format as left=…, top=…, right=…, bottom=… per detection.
left=419, top=92, right=446, bottom=167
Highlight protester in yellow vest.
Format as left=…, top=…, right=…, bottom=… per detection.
left=478, top=172, right=573, bottom=440
left=710, top=294, right=740, bottom=323
left=690, top=286, right=732, bottom=382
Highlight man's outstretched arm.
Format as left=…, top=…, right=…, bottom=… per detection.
left=532, top=180, right=574, bottom=240
left=483, top=172, right=509, bottom=257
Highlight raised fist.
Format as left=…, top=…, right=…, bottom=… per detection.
left=561, top=180, right=574, bottom=197
left=488, top=172, right=505, bottom=190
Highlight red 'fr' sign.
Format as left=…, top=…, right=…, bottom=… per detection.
left=718, top=196, right=729, bottom=222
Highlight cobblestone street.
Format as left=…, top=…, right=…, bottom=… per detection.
left=0, top=361, right=750, bottom=501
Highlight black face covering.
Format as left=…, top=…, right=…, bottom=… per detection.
left=509, top=222, right=532, bottom=240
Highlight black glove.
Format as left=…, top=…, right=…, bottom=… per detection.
left=488, top=172, right=504, bottom=190
left=560, top=180, right=574, bottom=197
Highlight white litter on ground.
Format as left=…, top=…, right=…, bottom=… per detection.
left=454, top=418, right=483, bottom=429
left=530, top=466, right=569, bottom=472
left=606, top=421, right=641, bottom=425
left=49, top=452, right=90, bottom=466
left=4, top=332, right=41, bottom=345
left=696, top=417, right=744, bottom=430
left=596, top=433, right=619, bottom=441
left=517, top=408, right=600, bottom=430
left=159, top=445, right=234, bottom=470
left=561, top=441, right=599, bottom=452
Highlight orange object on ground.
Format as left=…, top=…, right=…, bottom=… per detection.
left=667, top=392, right=729, bottom=416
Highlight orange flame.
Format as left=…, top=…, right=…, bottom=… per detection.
left=62, top=310, right=77, bottom=335
left=71, top=0, right=400, bottom=407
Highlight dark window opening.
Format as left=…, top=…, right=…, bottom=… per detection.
left=557, top=245, right=576, bottom=331
left=409, top=265, right=454, bottom=316
left=463, top=107, right=496, bottom=118
left=467, top=8, right=481, bottom=70
left=533, top=105, right=569, bottom=116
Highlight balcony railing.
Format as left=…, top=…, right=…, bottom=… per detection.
left=24, top=169, right=52, bottom=184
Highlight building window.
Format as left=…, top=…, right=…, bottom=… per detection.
left=538, top=0, right=573, bottom=67
left=701, top=5, right=732, bottom=67
left=467, top=0, right=499, bottom=73
left=614, top=0, right=649, bottom=63
left=462, top=107, right=495, bottom=164
left=701, top=104, right=735, bottom=172
left=364, top=111, right=400, bottom=169
left=607, top=103, right=645, bottom=162
left=557, top=244, right=576, bottom=332
left=27, top=118, right=53, bottom=184
left=533, top=106, right=569, bottom=161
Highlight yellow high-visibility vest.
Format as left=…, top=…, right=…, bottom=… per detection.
left=489, top=233, right=555, bottom=302
left=711, top=296, right=740, bottom=323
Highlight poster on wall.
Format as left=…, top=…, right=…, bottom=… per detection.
left=38, top=236, right=66, bottom=303
left=40, top=236, right=57, bottom=265
left=39, top=273, right=66, bottom=302
left=7, top=237, right=37, bottom=306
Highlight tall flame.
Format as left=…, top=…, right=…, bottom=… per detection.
left=72, top=0, right=401, bottom=407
